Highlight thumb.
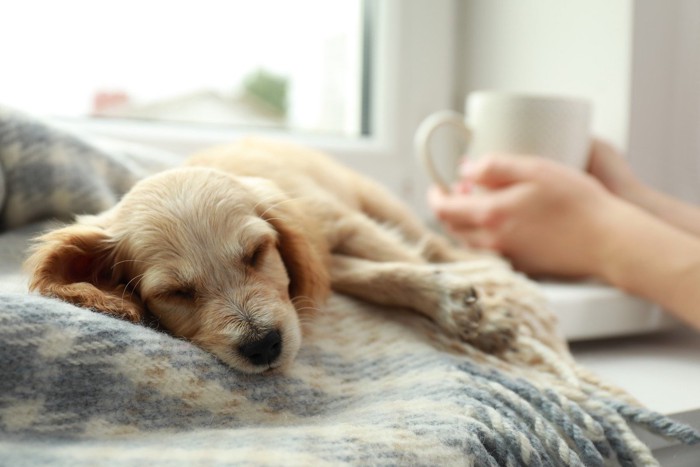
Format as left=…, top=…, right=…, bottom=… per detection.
left=460, top=154, right=540, bottom=188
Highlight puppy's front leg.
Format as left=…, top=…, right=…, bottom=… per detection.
left=330, top=255, right=517, bottom=352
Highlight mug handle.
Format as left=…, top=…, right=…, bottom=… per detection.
left=414, top=110, right=472, bottom=192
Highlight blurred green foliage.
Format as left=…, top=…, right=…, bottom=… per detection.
left=243, top=69, right=289, bottom=116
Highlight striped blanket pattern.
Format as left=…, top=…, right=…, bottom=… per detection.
left=0, top=106, right=697, bottom=466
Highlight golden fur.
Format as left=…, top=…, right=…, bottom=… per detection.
left=26, top=138, right=518, bottom=373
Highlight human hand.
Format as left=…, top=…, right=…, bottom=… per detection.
left=428, top=154, right=632, bottom=278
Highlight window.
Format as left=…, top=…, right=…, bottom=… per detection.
left=1, top=0, right=367, bottom=137
left=1, top=0, right=458, bottom=215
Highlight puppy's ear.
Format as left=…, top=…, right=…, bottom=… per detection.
left=253, top=191, right=330, bottom=315
left=25, top=224, right=145, bottom=322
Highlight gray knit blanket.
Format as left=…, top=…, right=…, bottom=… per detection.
left=0, top=105, right=697, bottom=466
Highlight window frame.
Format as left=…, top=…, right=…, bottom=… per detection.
left=51, top=0, right=458, bottom=214
left=40, top=1, right=700, bottom=215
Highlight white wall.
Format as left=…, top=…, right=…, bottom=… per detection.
left=628, top=1, right=700, bottom=202
left=455, top=0, right=633, bottom=150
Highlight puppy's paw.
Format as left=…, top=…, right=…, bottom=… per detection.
left=436, top=285, right=483, bottom=342
left=430, top=271, right=519, bottom=353
left=463, top=302, right=519, bottom=353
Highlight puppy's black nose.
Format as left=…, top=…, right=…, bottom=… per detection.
left=239, top=330, right=282, bottom=366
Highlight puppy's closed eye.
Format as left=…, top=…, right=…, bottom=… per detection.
left=157, top=286, right=197, bottom=302
left=169, top=287, right=197, bottom=301
left=244, top=241, right=272, bottom=269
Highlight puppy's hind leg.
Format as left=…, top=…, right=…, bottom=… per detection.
left=353, top=177, right=479, bottom=263
left=330, top=211, right=426, bottom=263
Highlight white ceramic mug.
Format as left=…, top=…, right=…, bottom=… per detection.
left=415, top=92, right=592, bottom=191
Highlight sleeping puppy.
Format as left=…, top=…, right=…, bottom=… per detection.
left=26, top=138, right=519, bottom=373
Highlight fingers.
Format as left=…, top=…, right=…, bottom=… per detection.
left=428, top=184, right=512, bottom=254
left=427, top=185, right=495, bottom=228
left=428, top=155, right=550, bottom=253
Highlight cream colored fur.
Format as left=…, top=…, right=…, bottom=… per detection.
left=26, top=138, right=521, bottom=373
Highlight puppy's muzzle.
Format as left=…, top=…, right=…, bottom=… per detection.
left=239, top=330, right=282, bottom=366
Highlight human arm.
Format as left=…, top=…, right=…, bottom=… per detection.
left=428, top=154, right=700, bottom=329
left=597, top=197, right=700, bottom=330
left=589, top=139, right=700, bottom=238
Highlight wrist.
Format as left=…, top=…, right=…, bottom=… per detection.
left=597, top=202, right=700, bottom=327
left=616, top=176, right=652, bottom=210
left=594, top=199, right=666, bottom=288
